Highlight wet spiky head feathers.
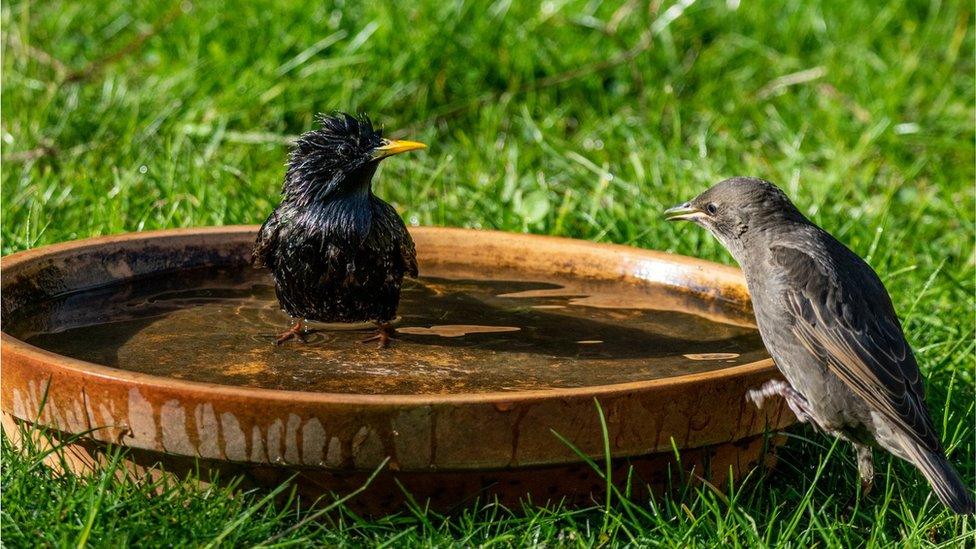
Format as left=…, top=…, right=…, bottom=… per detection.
left=283, top=112, right=385, bottom=202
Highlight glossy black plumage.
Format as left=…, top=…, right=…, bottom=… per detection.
left=253, top=113, right=419, bottom=330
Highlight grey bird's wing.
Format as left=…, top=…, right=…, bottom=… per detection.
left=770, top=244, right=941, bottom=453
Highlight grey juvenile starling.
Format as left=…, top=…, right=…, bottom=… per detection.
left=253, top=113, right=423, bottom=346
left=665, top=177, right=973, bottom=515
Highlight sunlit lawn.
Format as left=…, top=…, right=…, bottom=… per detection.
left=2, top=0, right=973, bottom=545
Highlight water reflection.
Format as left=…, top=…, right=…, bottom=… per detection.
left=10, top=266, right=767, bottom=395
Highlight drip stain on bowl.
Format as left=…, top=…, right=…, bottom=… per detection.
left=10, top=266, right=765, bottom=395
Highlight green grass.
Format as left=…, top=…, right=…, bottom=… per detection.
left=2, top=0, right=973, bottom=545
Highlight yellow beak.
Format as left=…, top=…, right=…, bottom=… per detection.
left=371, top=139, right=427, bottom=160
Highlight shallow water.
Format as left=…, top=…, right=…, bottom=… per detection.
left=10, top=266, right=767, bottom=394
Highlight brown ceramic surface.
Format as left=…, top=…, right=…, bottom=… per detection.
left=0, top=226, right=791, bottom=509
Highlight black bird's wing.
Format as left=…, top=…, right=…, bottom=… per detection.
left=253, top=210, right=281, bottom=268
left=372, top=197, right=417, bottom=278
left=369, top=198, right=418, bottom=278
left=399, top=226, right=418, bottom=278
left=770, top=243, right=941, bottom=453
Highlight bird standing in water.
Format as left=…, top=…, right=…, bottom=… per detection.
left=665, top=177, right=973, bottom=515
left=253, top=113, right=423, bottom=347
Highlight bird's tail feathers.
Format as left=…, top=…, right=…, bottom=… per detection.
left=900, top=436, right=974, bottom=515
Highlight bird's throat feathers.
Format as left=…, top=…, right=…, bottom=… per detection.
left=283, top=162, right=379, bottom=245
left=284, top=158, right=378, bottom=204
left=293, top=192, right=375, bottom=246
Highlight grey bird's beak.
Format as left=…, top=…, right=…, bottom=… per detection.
left=663, top=202, right=703, bottom=222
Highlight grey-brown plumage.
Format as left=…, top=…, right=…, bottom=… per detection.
left=253, top=113, right=423, bottom=345
left=665, top=177, right=973, bottom=515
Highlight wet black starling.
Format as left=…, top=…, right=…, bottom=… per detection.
left=253, top=113, right=423, bottom=346
left=666, top=177, right=974, bottom=515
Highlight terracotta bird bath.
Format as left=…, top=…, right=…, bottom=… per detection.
left=0, top=226, right=791, bottom=513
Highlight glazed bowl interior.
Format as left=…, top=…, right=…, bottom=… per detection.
left=2, top=226, right=765, bottom=397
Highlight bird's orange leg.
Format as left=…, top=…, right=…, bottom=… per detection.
left=275, top=320, right=307, bottom=345
left=361, top=321, right=396, bottom=348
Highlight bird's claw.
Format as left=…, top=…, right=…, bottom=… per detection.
left=785, top=399, right=814, bottom=424
left=275, top=322, right=307, bottom=346
left=860, top=478, right=873, bottom=498
left=746, top=379, right=814, bottom=424
left=746, top=389, right=766, bottom=409
left=361, top=323, right=396, bottom=349
left=361, top=332, right=394, bottom=348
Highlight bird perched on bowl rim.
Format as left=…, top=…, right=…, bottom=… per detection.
left=253, top=112, right=424, bottom=347
left=665, top=177, right=973, bottom=515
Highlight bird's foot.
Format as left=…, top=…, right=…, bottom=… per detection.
left=746, top=379, right=814, bottom=423
left=361, top=322, right=396, bottom=348
left=275, top=321, right=307, bottom=346
left=841, top=452, right=874, bottom=512
left=783, top=397, right=815, bottom=424
left=860, top=477, right=874, bottom=498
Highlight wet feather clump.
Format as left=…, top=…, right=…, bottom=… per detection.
left=253, top=113, right=424, bottom=345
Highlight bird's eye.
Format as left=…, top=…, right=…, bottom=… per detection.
left=337, top=144, right=353, bottom=157
left=705, top=203, right=718, bottom=215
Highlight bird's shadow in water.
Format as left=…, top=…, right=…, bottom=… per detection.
left=382, top=278, right=763, bottom=361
